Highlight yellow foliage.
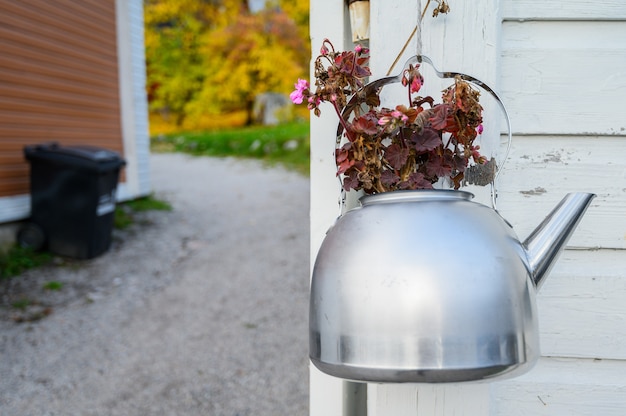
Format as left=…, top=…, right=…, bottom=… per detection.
left=190, top=10, right=309, bottom=114
left=149, top=111, right=248, bottom=135
left=271, top=0, right=309, bottom=40
left=144, top=0, right=243, bottom=30
left=145, top=0, right=310, bottom=126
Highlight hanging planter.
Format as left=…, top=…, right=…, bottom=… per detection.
left=292, top=40, right=595, bottom=383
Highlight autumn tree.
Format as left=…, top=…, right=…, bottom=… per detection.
left=187, top=9, right=309, bottom=126
left=144, top=0, right=247, bottom=126
left=270, top=0, right=309, bottom=42
left=145, top=0, right=310, bottom=128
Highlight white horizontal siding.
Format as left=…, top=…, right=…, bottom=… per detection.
left=502, top=0, right=626, bottom=20
left=0, top=195, right=28, bottom=223
left=493, top=357, right=626, bottom=415
left=496, top=5, right=626, bottom=413
left=500, top=20, right=626, bottom=136
left=536, top=249, right=626, bottom=360
left=496, top=135, right=626, bottom=250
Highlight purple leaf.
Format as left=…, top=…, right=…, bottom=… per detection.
left=384, top=144, right=409, bottom=170
left=399, top=172, right=433, bottom=190
left=429, top=104, right=452, bottom=130
left=352, top=113, right=379, bottom=135
left=342, top=172, right=360, bottom=192
left=425, top=155, right=452, bottom=178
left=380, top=170, right=399, bottom=187
left=412, top=128, right=441, bottom=152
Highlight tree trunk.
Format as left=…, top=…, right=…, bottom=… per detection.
left=245, top=99, right=255, bottom=126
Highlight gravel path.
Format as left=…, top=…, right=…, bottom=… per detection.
left=0, top=153, right=310, bottom=416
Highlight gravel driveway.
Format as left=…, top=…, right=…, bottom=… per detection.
left=0, top=153, right=310, bottom=415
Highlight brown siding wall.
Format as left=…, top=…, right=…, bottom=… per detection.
left=0, top=0, right=124, bottom=197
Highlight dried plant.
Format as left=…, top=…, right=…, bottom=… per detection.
left=291, top=39, right=485, bottom=194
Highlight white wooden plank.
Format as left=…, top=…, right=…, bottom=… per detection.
left=416, top=384, right=490, bottom=415
left=368, top=384, right=419, bottom=415
left=492, top=357, right=626, bottom=415
left=116, top=0, right=141, bottom=198
left=369, top=0, right=420, bottom=77
left=420, top=0, right=501, bottom=84
left=368, top=383, right=490, bottom=415
left=309, top=0, right=351, bottom=258
left=309, top=1, right=351, bottom=415
left=502, top=0, right=626, bottom=20
left=0, top=194, right=28, bottom=223
left=496, top=135, right=626, bottom=250
left=309, top=364, right=344, bottom=416
left=500, top=21, right=626, bottom=136
left=537, top=249, right=626, bottom=360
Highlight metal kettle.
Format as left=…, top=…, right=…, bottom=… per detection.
left=310, top=190, right=595, bottom=383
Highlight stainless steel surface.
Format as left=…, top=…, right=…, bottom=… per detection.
left=310, top=190, right=595, bottom=383
left=524, top=192, right=597, bottom=289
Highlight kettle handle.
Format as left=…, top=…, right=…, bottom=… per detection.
left=335, top=55, right=512, bottom=213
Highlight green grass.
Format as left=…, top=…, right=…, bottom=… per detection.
left=124, top=195, right=172, bottom=212
left=11, top=298, right=31, bottom=310
left=114, top=194, right=172, bottom=230
left=151, top=121, right=310, bottom=175
left=0, top=246, right=53, bottom=280
left=43, top=281, right=63, bottom=291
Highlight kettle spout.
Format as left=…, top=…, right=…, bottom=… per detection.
left=523, top=193, right=596, bottom=290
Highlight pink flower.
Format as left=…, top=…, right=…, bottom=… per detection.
left=390, top=110, right=409, bottom=123
left=290, top=79, right=309, bottom=104
left=378, top=116, right=391, bottom=126
left=354, top=44, right=362, bottom=53
left=476, top=124, right=484, bottom=134
left=410, top=76, right=423, bottom=93
left=307, top=96, right=320, bottom=110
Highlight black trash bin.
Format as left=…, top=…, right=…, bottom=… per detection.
left=18, top=142, right=126, bottom=259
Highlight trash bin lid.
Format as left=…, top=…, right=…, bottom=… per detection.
left=24, top=142, right=125, bottom=171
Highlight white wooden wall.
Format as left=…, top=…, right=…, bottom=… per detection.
left=115, top=0, right=152, bottom=201
left=492, top=1, right=626, bottom=414
left=310, top=0, right=626, bottom=414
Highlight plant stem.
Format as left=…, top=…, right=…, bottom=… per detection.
left=385, top=0, right=431, bottom=75
left=422, top=0, right=432, bottom=20
left=333, top=101, right=355, bottom=142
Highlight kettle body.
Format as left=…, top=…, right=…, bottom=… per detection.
left=310, top=190, right=540, bottom=382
